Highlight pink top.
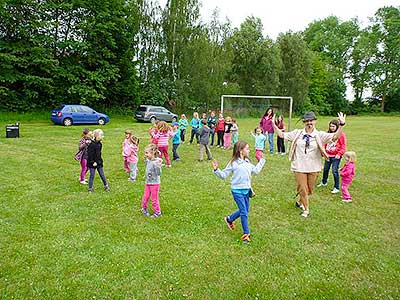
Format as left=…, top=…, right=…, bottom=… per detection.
left=122, top=142, right=139, bottom=163
left=152, top=130, right=174, bottom=147
left=260, top=115, right=274, bottom=134
left=340, top=162, right=355, bottom=182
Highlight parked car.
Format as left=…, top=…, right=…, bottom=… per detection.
left=51, top=104, right=110, bottom=126
left=134, top=105, right=178, bottom=123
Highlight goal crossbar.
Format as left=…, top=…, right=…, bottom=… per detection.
left=220, top=94, right=293, bottom=131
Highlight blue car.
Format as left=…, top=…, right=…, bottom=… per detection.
left=51, top=104, right=110, bottom=126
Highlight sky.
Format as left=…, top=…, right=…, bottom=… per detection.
left=198, top=0, right=399, bottom=39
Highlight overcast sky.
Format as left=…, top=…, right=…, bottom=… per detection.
left=198, top=0, right=399, bottom=39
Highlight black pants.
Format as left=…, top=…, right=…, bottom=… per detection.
left=277, top=137, right=285, bottom=153
left=209, top=129, right=215, bottom=146
left=217, top=130, right=224, bottom=147
left=180, top=129, right=186, bottom=143
left=190, top=128, right=199, bottom=144
left=172, top=143, right=180, bottom=160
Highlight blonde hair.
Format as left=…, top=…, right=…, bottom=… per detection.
left=156, top=121, right=170, bottom=133
left=344, top=151, right=356, bottom=162
left=145, top=143, right=160, bottom=158
left=225, top=116, right=232, bottom=123
left=193, top=112, right=199, bottom=118
left=93, top=129, right=104, bottom=141
left=125, top=129, right=132, bottom=135
left=130, top=135, right=139, bottom=146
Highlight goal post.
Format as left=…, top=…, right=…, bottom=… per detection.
left=220, top=94, right=293, bottom=131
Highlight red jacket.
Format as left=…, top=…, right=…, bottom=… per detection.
left=216, top=118, right=225, bottom=131
left=324, top=132, right=346, bottom=157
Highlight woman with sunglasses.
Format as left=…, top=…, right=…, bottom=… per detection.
left=272, top=111, right=346, bottom=218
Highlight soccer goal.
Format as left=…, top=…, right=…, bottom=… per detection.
left=220, top=95, right=293, bottom=131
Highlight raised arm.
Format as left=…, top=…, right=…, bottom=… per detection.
left=332, top=112, right=346, bottom=141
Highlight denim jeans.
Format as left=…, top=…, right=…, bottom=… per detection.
left=172, top=143, right=180, bottom=160
left=229, top=191, right=251, bottom=234
left=322, top=157, right=341, bottom=189
left=89, top=166, right=108, bottom=190
left=267, top=133, right=274, bottom=153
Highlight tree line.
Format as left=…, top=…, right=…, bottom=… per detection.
left=0, top=0, right=399, bottom=114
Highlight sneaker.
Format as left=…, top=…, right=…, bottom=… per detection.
left=128, top=178, right=136, bottom=182
left=224, top=216, right=235, bottom=230
left=241, top=234, right=251, bottom=243
left=300, top=210, right=310, bottom=218
left=150, top=212, right=162, bottom=218
left=141, top=208, right=150, bottom=216
left=295, top=202, right=305, bottom=210
left=331, top=188, right=340, bottom=194
left=317, top=182, right=327, bottom=187
left=88, top=188, right=93, bottom=193
left=342, top=199, right=352, bottom=203
left=104, top=185, right=110, bottom=192
left=80, top=180, right=88, bottom=185
left=166, top=165, right=172, bottom=168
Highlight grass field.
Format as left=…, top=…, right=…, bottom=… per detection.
left=0, top=113, right=399, bottom=299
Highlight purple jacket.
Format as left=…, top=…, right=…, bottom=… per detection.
left=259, top=116, right=274, bottom=134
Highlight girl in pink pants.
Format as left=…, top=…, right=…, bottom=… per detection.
left=141, top=144, right=163, bottom=218
left=340, top=151, right=356, bottom=202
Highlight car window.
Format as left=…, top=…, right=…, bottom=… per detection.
left=80, top=106, right=92, bottom=113
left=151, top=108, right=162, bottom=113
left=137, top=107, right=147, bottom=112
left=64, top=106, right=73, bottom=112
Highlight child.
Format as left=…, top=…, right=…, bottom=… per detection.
left=148, top=121, right=159, bottom=145
left=151, top=121, right=174, bottom=167
left=206, top=111, right=217, bottom=146
left=231, top=119, right=239, bottom=144
left=189, top=112, right=201, bottom=144
left=87, top=129, right=110, bottom=192
left=250, top=127, right=267, bottom=161
left=74, top=128, right=92, bottom=184
left=123, top=134, right=139, bottom=182
left=141, top=144, right=163, bottom=218
left=340, top=151, right=356, bottom=202
left=275, top=115, right=286, bottom=155
left=223, top=116, right=233, bottom=149
left=215, top=113, right=225, bottom=148
left=122, top=129, right=132, bottom=173
left=198, top=119, right=212, bottom=161
left=178, top=114, right=188, bottom=143
left=172, top=122, right=181, bottom=161
left=212, top=141, right=266, bottom=243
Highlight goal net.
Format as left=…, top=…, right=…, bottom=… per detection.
left=220, top=95, right=293, bottom=131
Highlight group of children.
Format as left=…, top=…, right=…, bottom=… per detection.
left=74, top=112, right=357, bottom=243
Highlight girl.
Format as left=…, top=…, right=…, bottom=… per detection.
left=275, top=115, right=286, bottom=155
left=151, top=121, right=174, bottom=167
left=223, top=116, right=233, bottom=149
left=122, top=129, right=132, bottom=173
left=317, top=119, right=347, bottom=194
left=141, top=144, right=163, bottom=218
left=178, top=114, right=188, bottom=143
left=189, top=112, right=201, bottom=144
left=215, top=113, right=225, bottom=148
left=87, top=129, right=110, bottom=192
left=206, top=111, right=217, bottom=146
left=250, top=127, right=267, bottom=161
left=212, top=141, right=266, bottom=243
left=148, top=121, right=159, bottom=146
left=340, top=151, right=356, bottom=202
left=75, top=128, right=91, bottom=184
left=259, top=107, right=275, bottom=154
left=231, top=119, right=239, bottom=144
left=123, top=134, right=139, bottom=182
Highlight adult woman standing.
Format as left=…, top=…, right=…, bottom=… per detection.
left=259, top=107, right=275, bottom=154
left=272, top=111, right=346, bottom=218
left=317, top=119, right=347, bottom=194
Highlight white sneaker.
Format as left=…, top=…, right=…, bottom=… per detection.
left=317, top=182, right=327, bottom=187
left=301, top=210, right=310, bottom=218
left=331, top=188, right=340, bottom=194
left=80, top=180, right=88, bottom=185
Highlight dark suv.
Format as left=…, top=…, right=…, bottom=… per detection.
left=134, top=105, right=178, bottom=123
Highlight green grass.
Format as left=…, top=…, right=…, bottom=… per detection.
left=0, top=114, right=399, bottom=299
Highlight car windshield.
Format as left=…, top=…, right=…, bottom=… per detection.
left=137, top=107, right=147, bottom=112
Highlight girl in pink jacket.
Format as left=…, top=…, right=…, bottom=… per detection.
left=340, top=151, right=356, bottom=202
left=123, top=135, right=139, bottom=181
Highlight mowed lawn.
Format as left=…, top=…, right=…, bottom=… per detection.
left=0, top=113, right=399, bottom=300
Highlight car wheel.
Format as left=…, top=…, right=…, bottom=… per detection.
left=98, top=118, right=106, bottom=125
left=150, top=116, right=156, bottom=123
left=172, top=116, right=177, bottom=122
left=63, top=118, right=72, bottom=126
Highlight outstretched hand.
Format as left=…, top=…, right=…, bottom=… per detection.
left=212, top=159, right=218, bottom=171
left=260, top=153, right=267, bottom=160
left=338, top=112, right=346, bottom=124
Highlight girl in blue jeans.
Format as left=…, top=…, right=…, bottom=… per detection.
left=212, top=141, right=266, bottom=243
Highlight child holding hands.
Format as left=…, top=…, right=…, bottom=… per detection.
left=212, top=141, right=266, bottom=243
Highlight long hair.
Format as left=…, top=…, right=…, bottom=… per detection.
left=130, top=135, right=139, bottom=146
left=328, top=119, right=340, bottom=133
left=230, top=141, right=249, bottom=163
left=263, top=107, right=274, bottom=117
left=156, top=121, right=170, bottom=133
